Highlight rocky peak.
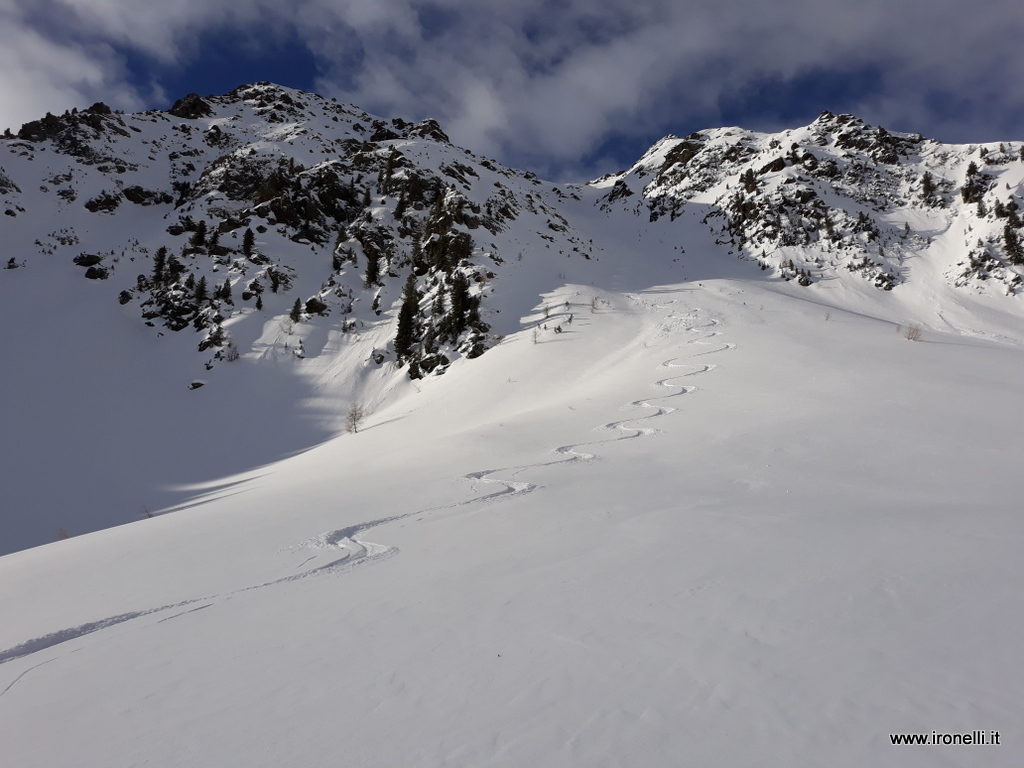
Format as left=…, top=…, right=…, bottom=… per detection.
left=168, top=93, right=214, bottom=119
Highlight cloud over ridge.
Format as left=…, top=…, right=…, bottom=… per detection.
left=4, top=0, right=1022, bottom=177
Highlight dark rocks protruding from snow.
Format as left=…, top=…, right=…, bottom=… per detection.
left=0, top=167, right=19, bottom=195
left=73, top=254, right=104, bottom=267
left=17, top=113, right=64, bottom=142
left=123, top=186, right=173, bottom=206
left=169, top=93, right=214, bottom=120
left=84, top=192, right=121, bottom=213
left=410, top=119, right=450, bottom=143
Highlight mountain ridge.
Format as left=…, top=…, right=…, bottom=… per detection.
left=2, top=81, right=1023, bottom=551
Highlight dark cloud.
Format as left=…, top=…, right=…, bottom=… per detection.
left=3, top=0, right=1022, bottom=178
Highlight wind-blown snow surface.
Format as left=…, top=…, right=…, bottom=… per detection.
left=2, top=267, right=1022, bottom=765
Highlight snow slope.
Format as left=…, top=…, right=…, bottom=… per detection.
left=3, top=265, right=1023, bottom=766
left=1, top=88, right=1023, bottom=766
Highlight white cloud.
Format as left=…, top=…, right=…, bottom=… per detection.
left=3, top=0, right=1023, bottom=176
left=0, top=5, right=144, bottom=131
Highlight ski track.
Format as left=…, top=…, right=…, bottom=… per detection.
left=0, top=306, right=733, bottom=672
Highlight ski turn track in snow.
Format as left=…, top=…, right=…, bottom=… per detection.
left=0, top=303, right=732, bottom=669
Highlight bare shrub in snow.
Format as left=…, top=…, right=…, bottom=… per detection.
left=346, top=402, right=365, bottom=433
left=903, top=324, right=923, bottom=341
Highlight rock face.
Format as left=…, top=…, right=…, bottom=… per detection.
left=168, top=93, right=214, bottom=119
left=2, top=84, right=1023, bottom=382
left=599, top=111, right=1024, bottom=295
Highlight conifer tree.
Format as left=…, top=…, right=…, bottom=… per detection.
left=190, top=220, right=207, bottom=247
left=242, top=228, right=255, bottom=258
left=194, top=275, right=208, bottom=302
left=152, top=246, right=167, bottom=283
left=921, top=171, right=936, bottom=204
left=394, top=275, right=419, bottom=362
left=742, top=168, right=757, bottom=193
left=1004, top=224, right=1024, bottom=264
left=364, top=253, right=380, bottom=287
left=449, top=273, right=471, bottom=337
left=290, top=297, right=302, bottom=323
left=168, top=253, right=185, bottom=281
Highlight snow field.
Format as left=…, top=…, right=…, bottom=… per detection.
left=2, top=276, right=1022, bottom=767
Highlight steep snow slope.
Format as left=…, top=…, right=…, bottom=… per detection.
left=0, top=84, right=598, bottom=552
left=1, top=268, right=1021, bottom=767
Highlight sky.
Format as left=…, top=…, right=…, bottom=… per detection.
left=3, top=0, right=1023, bottom=180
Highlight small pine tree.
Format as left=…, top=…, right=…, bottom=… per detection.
left=394, top=275, right=419, bottom=362
left=921, top=171, right=936, bottom=204
left=449, top=273, right=471, bottom=337
left=255, top=295, right=263, bottom=311
left=190, top=220, right=207, bottom=247
left=220, top=278, right=232, bottom=303
left=977, top=199, right=987, bottom=218
left=364, top=254, right=380, bottom=287
left=289, top=297, right=303, bottom=323
left=167, top=254, right=185, bottom=281
left=1004, top=225, right=1024, bottom=264
left=152, top=246, right=167, bottom=283
left=742, top=168, right=757, bottom=193
left=242, top=228, right=255, bottom=257
left=194, top=275, right=208, bottom=301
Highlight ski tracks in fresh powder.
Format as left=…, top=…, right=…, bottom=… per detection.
left=0, top=300, right=733, bottom=670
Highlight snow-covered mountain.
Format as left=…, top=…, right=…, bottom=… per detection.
left=2, top=84, right=1022, bottom=553
left=2, top=85, right=1023, bottom=767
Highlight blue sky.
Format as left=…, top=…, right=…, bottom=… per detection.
left=3, top=1, right=1023, bottom=180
